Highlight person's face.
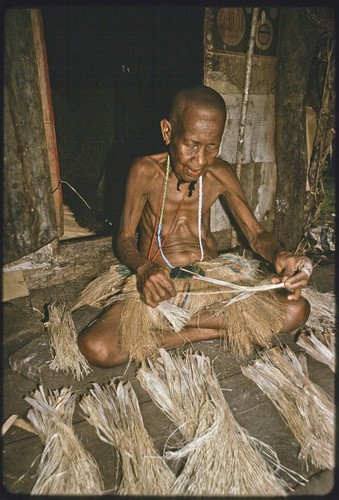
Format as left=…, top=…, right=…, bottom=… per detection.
left=161, top=103, right=225, bottom=182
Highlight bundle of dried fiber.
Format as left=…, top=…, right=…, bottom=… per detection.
left=296, top=327, right=335, bottom=372
left=302, top=287, right=335, bottom=332
left=137, top=349, right=306, bottom=496
left=25, top=386, right=104, bottom=495
left=71, top=263, right=132, bottom=311
left=79, top=379, right=175, bottom=496
left=120, top=254, right=285, bottom=361
left=241, top=346, right=334, bottom=470
left=47, top=302, right=91, bottom=380
left=119, top=295, right=192, bottom=361
left=208, top=289, right=285, bottom=355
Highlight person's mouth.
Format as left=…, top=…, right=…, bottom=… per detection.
left=187, top=167, right=203, bottom=177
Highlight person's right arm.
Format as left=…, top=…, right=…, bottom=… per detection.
left=115, top=159, right=149, bottom=271
left=115, top=159, right=176, bottom=307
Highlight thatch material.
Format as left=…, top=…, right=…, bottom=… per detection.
left=303, top=29, right=335, bottom=231
left=120, top=254, right=286, bottom=361
left=241, top=346, right=334, bottom=470
left=47, top=302, right=92, bottom=380
left=45, top=253, right=335, bottom=372
left=296, top=327, right=335, bottom=372
left=137, top=349, right=306, bottom=495
left=71, top=263, right=132, bottom=311
left=302, top=287, right=335, bottom=333
left=79, top=379, right=175, bottom=496
left=25, top=386, right=104, bottom=495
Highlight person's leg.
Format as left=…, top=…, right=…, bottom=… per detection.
left=78, top=301, right=226, bottom=368
left=78, top=292, right=310, bottom=368
left=78, top=302, right=129, bottom=367
left=275, top=290, right=310, bottom=333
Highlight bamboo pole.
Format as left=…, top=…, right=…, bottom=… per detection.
left=231, top=7, right=259, bottom=247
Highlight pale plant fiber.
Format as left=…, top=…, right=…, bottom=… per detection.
left=137, top=349, right=306, bottom=496
left=120, top=256, right=286, bottom=361
left=302, top=288, right=335, bottom=333
left=25, top=386, right=104, bottom=495
left=297, top=327, right=335, bottom=372
left=241, top=346, right=334, bottom=470
left=71, top=264, right=132, bottom=311
left=47, top=302, right=92, bottom=380
left=79, top=380, right=175, bottom=496
left=45, top=255, right=335, bottom=373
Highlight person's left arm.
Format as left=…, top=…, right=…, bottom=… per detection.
left=219, top=164, right=313, bottom=299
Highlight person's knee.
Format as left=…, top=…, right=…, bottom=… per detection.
left=284, top=296, right=310, bottom=332
left=78, top=332, right=112, bottom=368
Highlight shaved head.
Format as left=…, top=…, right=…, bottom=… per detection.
left=168, top=85, right=227, bottom=127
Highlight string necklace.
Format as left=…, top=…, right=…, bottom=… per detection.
left=155, top=154, right=204, bottom=269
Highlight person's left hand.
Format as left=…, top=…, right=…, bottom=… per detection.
left=272, top=250, right=313, bottom=300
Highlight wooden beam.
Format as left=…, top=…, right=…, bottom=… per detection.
left=4, top=9, right=58, bottom=263
left=30, top=9, right=64, bottom=239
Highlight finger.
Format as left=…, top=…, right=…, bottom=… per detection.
left=271, top=277, right=281, bottom=284
left=284, top=272, right=309, bottom=289
left=145, top=281, right=167, bottom=304
left=280, top=268, right=295, bottom=278
left=298, top=260, right=313, bottom=278
left=286, top=289, right=301, bottom=300
left=141, top=291, right=158, bottom=308
left=155, top=274, right=176, bottom=297
left=145, top=278, right=175, bottom=305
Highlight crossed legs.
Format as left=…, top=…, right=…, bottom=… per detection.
left=78, top=291, right=310, bottom=368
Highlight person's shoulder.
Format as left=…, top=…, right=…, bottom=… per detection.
left=209, top=157, right=236, bottom=179
left=128, top=153, right=164, bottom=181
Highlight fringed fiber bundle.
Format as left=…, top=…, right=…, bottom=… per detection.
left=25, top=386, right=104, bottom=495
left=79, top=380, right=176, bottom=496
left=302, top=287, right=335, bottom=333
left=137, top=349, right=306, bottom=496
left=241, top=346, right=334, bottom=470
left=120, top=254, right=286, bottom=361
left=119, top=290, right=193, bottom=361
left=47, top=302, right=92, bottom=380
left=72, top=263, right=132, bottom=311
left=207, top=288, right=285, bottom=355
left=296, top=327, right=335, bottom=372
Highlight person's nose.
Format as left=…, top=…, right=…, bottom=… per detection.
left=193, top=148, right=206, bottom=168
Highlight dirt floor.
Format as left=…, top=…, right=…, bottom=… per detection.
left=1, top=235, right=336, bottom=496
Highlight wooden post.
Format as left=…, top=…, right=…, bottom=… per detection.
left=30, top=9, right=64, bottom=240
left=274, top=8, right=319, bottom=249
left=4, top=9, right=58, bottom=263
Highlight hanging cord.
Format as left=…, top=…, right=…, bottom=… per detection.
left=150, top=196, right=187, bottom=263
left=197, top=175, right=204, bottom=261
left=151, top=155, right=204, bottom=268
left=52, top=180, right=113, bottom=227
left=156, top=155, right=176, bottom=268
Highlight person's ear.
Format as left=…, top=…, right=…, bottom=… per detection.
left=160, top=119, right=171, bottom=145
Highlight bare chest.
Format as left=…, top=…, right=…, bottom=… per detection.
left=149, top=179, right=214, bottom=237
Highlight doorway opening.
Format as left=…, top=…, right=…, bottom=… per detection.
left=41, top=5, right=205, bottom=241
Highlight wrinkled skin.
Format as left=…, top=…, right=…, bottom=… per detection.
left=78, top=93, right=313, bottom=367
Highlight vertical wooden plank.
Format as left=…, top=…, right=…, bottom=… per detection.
left=274, top=8, right=319, bottom=249
left=30, top=9, right=64, bottom=239
left=4, top=9, right=58, bottom=264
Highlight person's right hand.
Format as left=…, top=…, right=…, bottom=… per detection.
left=136, top=260, right=176, bottom=307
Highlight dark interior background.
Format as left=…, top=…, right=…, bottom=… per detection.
left=41, top=5, right=205, bottom=236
